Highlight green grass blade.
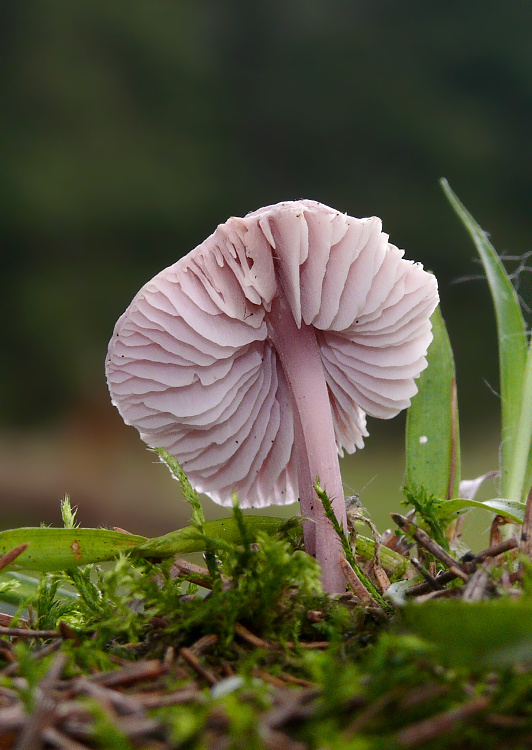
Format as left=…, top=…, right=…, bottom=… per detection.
left=133, top=516, right=287, bottom=558
left=0, top=572, right=78, bottom=606
left=441, top=179, right=528, bottom=501
left=406, top=306, right=461, bottom=499
left=507, top=342, right=532, bottom=502
left=0, top=517, right=292, bottom=572
left=0, top=528, right=147, bottom=571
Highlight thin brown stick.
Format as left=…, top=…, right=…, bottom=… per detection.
left=0, top=544, right=29, bottom=572
left=489, top=515, right=507, bottom=547
left=396, top=695, right=490, bottom=747
left=475, top=538, right=518, bottom=561
left=88, top=660, right=167, bottom=688
left=169, top=558, right=230, bottom=589
left=169, top=558, right=214, bottom=588
left=15, top=651, right=68, bottom=750
left=340, top=557, right=380, bottom=607
left=131, top=687, right=201, bottom=709
left=42, top=727, right=93, bottom=750
left=407, top=538, right=519, bottom=597
left=234, top=622, right=270, bottom=649
left=0, top=626, right=60, bottom=639
left=0, top=703, right=25, bottom=732
left=253, top=668, right=286, bottom=688
left=519, top=486, right=532, bottom=559
left=188, top=633, right=219, bottom=656
left=462, top=561, right=496, bottom=602
left=180, top=647, right=217, bottom=686
left=0, top=614, right=28, bottom=628
left=391, top=514, right=469, bottom=580
left=278, top=672, right=315, bottom=688
left=410, top=558, right=443, bottom=590
left=112, top=715, right=162, bottom=740
left=373, top=564, right=391, bottom=593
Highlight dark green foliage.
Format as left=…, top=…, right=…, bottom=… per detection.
left=34, top=577, right=78, bottom=632
left=2, top=516, right=532, bottom=748
left=21, top=513, right=325, bottom=657
left=402, top=483, right=453, bottom=552
left=2, top=469, right=532, bottom=747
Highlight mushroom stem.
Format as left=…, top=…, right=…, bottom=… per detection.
left=267, top=294, right=347, bottom=593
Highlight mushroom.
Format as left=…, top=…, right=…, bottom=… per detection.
left=106, top=200, right=438, bottom=592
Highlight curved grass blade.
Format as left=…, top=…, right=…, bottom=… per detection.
left=441, top=179, right=528, bottom=502
left=406, top=305, right=461, bottom=499
left=0, top=528, right=147, bottom=572
left=133, top=516, right=288, bottom=558
left=0, top=517, right=293, bottom=572
left=0, top=571, right=78, bottom=606
left=507, top=345, right=532, bottom=504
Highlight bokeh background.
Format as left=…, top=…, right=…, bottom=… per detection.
left=2, top=0, right=531, bottom=540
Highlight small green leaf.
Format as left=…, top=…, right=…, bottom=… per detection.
left=440, top=496, right=526, bottom=524
left=404, top=599, right=532, bottom=668
left=406, top=305, right=461, bottom=499
left=441, top=179, right=528, bottom=502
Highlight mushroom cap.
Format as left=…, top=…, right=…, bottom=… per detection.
left=106, top=200, right=439, bottom=508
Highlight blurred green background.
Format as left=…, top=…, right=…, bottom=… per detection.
left=1, top=0, right=531, bottom=540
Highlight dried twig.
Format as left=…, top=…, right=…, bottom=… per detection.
left=475, top=538, right=518, bottom=562
left=169, top=558, right=230, bottom=589
left=410, top=558, right=444, bottom=591
left=395, top=695, right=489, bottom=747
left=88, top=660, right=167, bottom=688
left=42, top=726, right=92, bottom=750
left=340, top=557, right=380, bottom=607
left=253, top=668, right=286, bottom=688
left=0, top=614, right=28, bottom=628
left=15, top=651, right=68, bottom=750
left=234, top=622, right=270, bottom=649
left=0, top=544, right=29, bottom=572
left=391, top=514, right=469, bottom=580
left=188, top=633, right=219, bottom=656
left=461, top=561, right=496, bottom=602
left=519, top=486, right=532, bottom=559
left=180, top=647, right=217, bottom=686
left=373, top=564, right=391, bottom=593
left=0, top=626, right=60, bottom=639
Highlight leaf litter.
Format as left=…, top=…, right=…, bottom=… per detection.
left=1, top=484, right=532, bottom=749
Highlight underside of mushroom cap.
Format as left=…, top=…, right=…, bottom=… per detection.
left=106, top=200, right=439, bottom=508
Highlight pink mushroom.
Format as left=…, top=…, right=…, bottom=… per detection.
left=106, top=200, right=438, bottom=592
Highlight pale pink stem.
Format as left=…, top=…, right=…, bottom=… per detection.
left=267, top=293, right=347, bottom=593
